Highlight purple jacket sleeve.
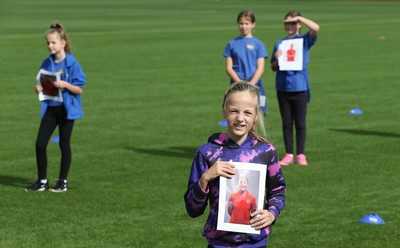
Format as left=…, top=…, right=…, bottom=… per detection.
left=265, top=150, right=286, bottom=220
left=184, top=151, right=210, bottom=218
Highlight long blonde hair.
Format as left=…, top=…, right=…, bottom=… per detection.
left=222, top=82, right=270, bottom=143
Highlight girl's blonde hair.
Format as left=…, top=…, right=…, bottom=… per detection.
left=222, top=82, right=270, bottom=143
left=46, top=22, right=72, bottom=53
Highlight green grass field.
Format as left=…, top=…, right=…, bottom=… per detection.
left=1, top=0, right=400, bottom=247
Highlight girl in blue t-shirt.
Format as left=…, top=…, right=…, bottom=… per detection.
left=26, top=23, right=86, bottom=193
left=270, top=11, right=320, bottom=166
left=223, top=10, right=268, bottom=116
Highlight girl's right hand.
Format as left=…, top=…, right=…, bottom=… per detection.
left=199, top=161, right=235, bottom=190
left=35, top=85, right=43, bottom=94
left=275, top=49, right=283, bottom=58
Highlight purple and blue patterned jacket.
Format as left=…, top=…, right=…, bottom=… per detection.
left=184, top=133, right=286, bottom=247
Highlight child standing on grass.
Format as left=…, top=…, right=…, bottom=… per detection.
left=184, top=82, right=286, bottom=247
left=25, top=23, right=86, bottom=193
left=223, top=10, right=268, bottom=116
left=270, top=11, right=320, bottom=166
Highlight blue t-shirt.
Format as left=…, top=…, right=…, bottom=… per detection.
left=271, top=32, right=317, bottom=92
left=223, top=37, right=268, bottom=82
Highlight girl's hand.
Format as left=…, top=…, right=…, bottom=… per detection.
left=250, top=210, right=276, bottom=230
left=199, top=161, right=235, bottom=190
left=284, top=16, right=299, bottom=23
left=35, top=85, right=43, bottom=94
left=206, top=161, right=236, bottom=180
left=275, top=49, right=283, bottom=58
left=53, top=80, right=69, bottom=89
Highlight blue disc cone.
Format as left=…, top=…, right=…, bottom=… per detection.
left=51, top=136, right=60, bottom=143
left=359, top=213, right=385, bottom=224
left=219, top=120, right=228, bottom=127
left=349, top=108, right=363, bottom=115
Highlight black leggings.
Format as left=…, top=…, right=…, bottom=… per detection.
left=277, top=91, right=308, bottom=155
left=35, top=106, right=74, bottom=180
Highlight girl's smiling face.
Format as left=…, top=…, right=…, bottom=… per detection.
left=223, top=91, right=258, bottom=145
left=238, top=177, right=248, bottom=193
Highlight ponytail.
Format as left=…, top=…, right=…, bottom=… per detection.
left=46, top=22, right=72, bottom=52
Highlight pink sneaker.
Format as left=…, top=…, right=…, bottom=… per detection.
left=280, top=153, right=294, bottom=166
left=296, top=154, right=308, bottom=166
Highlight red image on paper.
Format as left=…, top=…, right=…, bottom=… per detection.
left=40, top=74, right=58, bottom=96
left=286, top=43, right=296, bottom=62
left=36, top=69, right=63, bottom=102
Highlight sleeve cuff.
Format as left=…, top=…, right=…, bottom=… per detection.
left=268, top=206, right=280, bottom=219
left=192, top=181, right=209, bottom=202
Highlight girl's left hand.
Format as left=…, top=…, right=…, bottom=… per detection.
left=53, top=80, right=68, bottom=89
left=249, top=210, right=276, bottom=230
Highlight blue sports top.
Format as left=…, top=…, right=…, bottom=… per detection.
left=39, top=52, right=86, bottom=120
left=184, top=133, right=286, bottom=247
left=223, top=37, right=268, bottom=82
left=270, top=32, right=317, bottom=92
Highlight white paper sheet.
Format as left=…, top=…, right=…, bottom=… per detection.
left=217, top=162, right=267, bottom=234
left=278, top=38, right=303, bottom=71
left=36, top=69, right=63, bottom=102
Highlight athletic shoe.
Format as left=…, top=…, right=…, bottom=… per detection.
left=50, top=180, right=68, bottom=193
left=25, top=180, right=49, bottom=192
left=296, top=154, right=308, bottom=166
left=280, top=153, right=294, bottom=166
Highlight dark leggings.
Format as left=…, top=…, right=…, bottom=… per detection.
left=277, top=91, right=308, bottom=155
left=36, top=106, right=74, bottom=180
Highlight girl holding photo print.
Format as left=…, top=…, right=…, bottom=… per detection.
left=184, top=82, right=286, bottom=247
left=270, top=11, right=320, bottom=166
left=26, top=22, right=86, bottom=193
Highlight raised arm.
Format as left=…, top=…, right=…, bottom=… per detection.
left=297, top=16, right=320, bottom=38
